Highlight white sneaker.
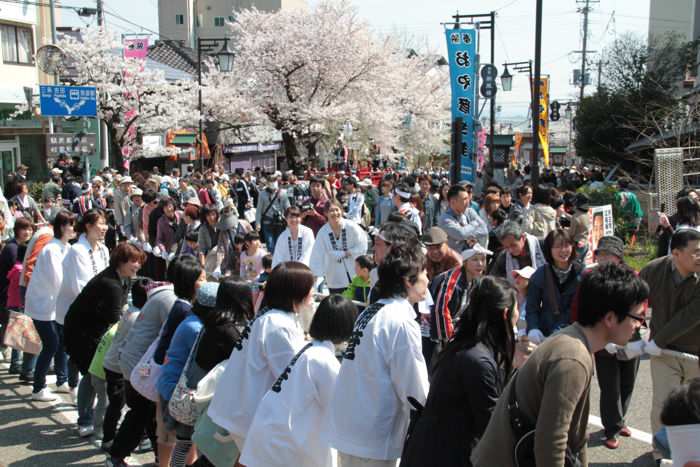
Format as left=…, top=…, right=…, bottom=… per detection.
left=78, top=425, right=95, bottom=437
left=54, top=383, right=70, bottom=394
left=32, top=388, right=57, bottom=402
left=71, top=386, right=78, bottom=404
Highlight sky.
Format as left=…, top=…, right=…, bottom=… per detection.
left=58, top=0, right=655, bottom=121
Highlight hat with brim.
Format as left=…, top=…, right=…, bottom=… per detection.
left=184, top=196, right=202, bottom=207
left=461, top=243, right=493, bottom=261
left=216, top=210, right=240, bottom=231
left=130, top=187, right=143, bottom=197
left=594, top=235, right=624, bottom=259
left=420, top=226, right=448, bottom=246
left=512, top=265, right=536, bottom=280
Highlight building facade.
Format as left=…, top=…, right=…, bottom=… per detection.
left=159, top=0, right=307, bottom=46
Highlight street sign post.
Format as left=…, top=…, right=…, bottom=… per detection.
left=46, top=132, right=97, bottom=158
left=39, top=85, right=98, bottom=117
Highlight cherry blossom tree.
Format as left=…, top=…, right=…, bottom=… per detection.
left=54, top=27, right=198, bottom=169
left=217, top=0, right=449, bottom=170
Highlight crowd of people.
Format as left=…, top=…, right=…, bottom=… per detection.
left=0, top=160, right=698, bottom=467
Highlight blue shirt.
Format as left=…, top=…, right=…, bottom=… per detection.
left=154, top=299, right=192, bottom=364
left=157, top=313, right=202, bottom=401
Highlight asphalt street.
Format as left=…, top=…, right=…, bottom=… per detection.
left=0, top=357, right=658, bottom=467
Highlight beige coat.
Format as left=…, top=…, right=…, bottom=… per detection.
left=472, top=324, right=594, bottom=467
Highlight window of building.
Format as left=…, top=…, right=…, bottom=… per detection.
left=175, top=14, right=184, bottom=25
left=228, top=15, right=236, bottom=22
left=0, top=23, right=34, bottom=65
left=214, top=17, right=225, bottom=27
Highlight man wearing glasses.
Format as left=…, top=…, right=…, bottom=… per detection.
left=640, top=229, right=700, bottom=440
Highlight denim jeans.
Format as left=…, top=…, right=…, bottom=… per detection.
left=32, top=319, right=68, bottom=393
left=9, top=348, right=36, bottom=377
left=77, top=371, right=98, bottom=427
left=260, top=223, right=278, bottom=253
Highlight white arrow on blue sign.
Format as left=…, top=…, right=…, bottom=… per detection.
left=39, top=85, right=98, bottom=117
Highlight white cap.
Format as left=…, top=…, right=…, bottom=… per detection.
left=360, top=178, right=373, bottom=187
left=92, top=175, right=103, bottom=183
left=512, top=265, right=536, bottom=280
left=50, top=167, right=63, bottom=174
left=461, top=244, right=493, bottom=261
left=120, top=176, right=134, bottom=184
left=130, top=187, right=143, bottom=197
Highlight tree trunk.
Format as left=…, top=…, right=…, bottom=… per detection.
left=282, top=131, right=300, bottom=171
left=107, top=122, right=125, bottom=173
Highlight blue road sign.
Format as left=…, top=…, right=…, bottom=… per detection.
left=40, top=85, right=98, bottom=117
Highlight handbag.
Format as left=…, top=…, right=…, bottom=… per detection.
left=2, top=311, right=41, bottom=355
left=130, top=337, right=163, bottom=402
left=194, top=359, right=228, bottom=405
left=168, top=329, right=206, bottom=425
left=508, top=373, right=582, bottom=467
left=192, top=402, right=240, bottom=467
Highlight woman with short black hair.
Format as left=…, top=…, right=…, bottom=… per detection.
left=207, top=262, right=313, bottom=453
left=328, top=246, right=430, bottom=467
left=526, top=229, right=582, bottom=343
left=241, top=294, right=358, bottom=467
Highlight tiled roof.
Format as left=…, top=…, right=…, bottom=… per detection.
left=148, top=41, right=198, bottom=75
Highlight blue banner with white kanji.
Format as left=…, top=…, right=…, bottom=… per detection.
left=445, top=28, right=477, bottom=183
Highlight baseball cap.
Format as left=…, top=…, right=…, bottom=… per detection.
left=512, top=266, right=536, bottom=280
left=461, top=243, right=493, bottom=261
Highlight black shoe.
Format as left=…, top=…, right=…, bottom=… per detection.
left=8, top=366, right=20, bottom=375
left=19, top=374, right=34, bottom=383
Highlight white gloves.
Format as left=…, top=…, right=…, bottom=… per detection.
left=604, top=340, right=652, bottom=359
left=152, top=246, right=162, bottom=258
left=645, top=340, right=663, bottom=356
left=142, top=242, right=153, bottom=254
left=527, top=329, right=545, bottom=344
left=604, top=343, right=618, bottom=355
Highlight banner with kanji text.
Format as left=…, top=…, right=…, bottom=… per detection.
left=531, top=76, right=550, bottom=167
left=445, top=27, right=477, bottom=183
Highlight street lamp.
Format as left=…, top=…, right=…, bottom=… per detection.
left=197, top=37, right=234, bottom=171
left=500, top=65, right=513, bottom=92
left=564, top=103, right=572, bottom=120
left=501, top=60, right=536, bottom=179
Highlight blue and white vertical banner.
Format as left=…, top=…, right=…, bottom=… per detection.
left=445, top=28, right=477, bottom=183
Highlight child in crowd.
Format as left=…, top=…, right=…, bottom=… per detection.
left=240, top=232, right=266, bottom=281
left=97, top=277, right=151, bottom=450
left=342, top=254, right=374, bottom=304
left=512, top=266, right=535, bottom=336
left=656, top=377, right=700, bottom=462
left=7, top=245, right=35, bottom=381
left=180, top=230, right=200, bottom=259
left=256, top=254, right=273, bottom=285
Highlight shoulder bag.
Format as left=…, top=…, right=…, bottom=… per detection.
left=508, top=373, right=582, bottom=467
left=168, top=329, right=207, bottom=425
left=129, top=337, right=163, bottom=402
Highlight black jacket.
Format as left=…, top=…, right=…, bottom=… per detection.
left=63, top=267, right=129, bottom=373
left=400, top=343, right=503, bottom=467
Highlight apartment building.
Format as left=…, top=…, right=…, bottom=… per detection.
left=159, top=0, right=307, bottom=46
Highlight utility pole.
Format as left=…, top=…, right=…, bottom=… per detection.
left=577, top=0, right=599, bottom=102
left=96, top=0, right=104, bottom=26
left=532, top=0, right=543, bottom=186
